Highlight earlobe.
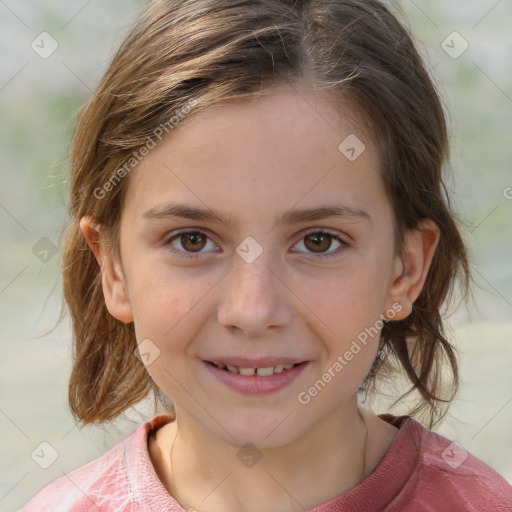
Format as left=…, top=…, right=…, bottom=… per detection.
left=385, top=219, right=440, bottom=321
left=100, top=261, right=135, bottom=324
left=79, top=216, right=134, bottom=324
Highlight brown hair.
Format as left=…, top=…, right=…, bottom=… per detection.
left=57, top=0, right=472, bottom=429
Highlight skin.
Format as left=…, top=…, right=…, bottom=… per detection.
left=81, top=81, right=440, bottom=512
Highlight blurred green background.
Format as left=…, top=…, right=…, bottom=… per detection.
left=1, top=1, right=511, bottom=510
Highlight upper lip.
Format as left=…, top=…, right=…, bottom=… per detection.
left=204, top=357, right=308, bottom=368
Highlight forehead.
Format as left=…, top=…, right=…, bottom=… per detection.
left=122, top=83, right=384, bottom=223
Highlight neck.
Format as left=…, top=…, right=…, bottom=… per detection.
left=154, top=397, right=375, bottom=512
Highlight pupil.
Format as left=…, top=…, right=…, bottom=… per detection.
left=306, top=233, right=331, bottom=252
left=183, top=233, right=205, bottom=252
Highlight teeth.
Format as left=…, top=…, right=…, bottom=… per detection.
left=256, top=366, right=274, bottom=376
left=211, top=361, right=300, bottom=375
left=239, top=367, right=256, bottom=376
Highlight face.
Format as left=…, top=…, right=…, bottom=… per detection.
left=96, top=83, right=412, bottom=448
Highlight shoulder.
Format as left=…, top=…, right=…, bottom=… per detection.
left=392, top=417, right=512, bottom=511
left=19, top=440, right=130, bottom=512
left=19, top=414, right=174, bottom=512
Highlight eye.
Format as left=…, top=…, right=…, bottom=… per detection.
left=292, top=229, right=348, bottom=259
left=164, top=228, right=349, bottom=261
left=165, top=230, right=218, bottom=260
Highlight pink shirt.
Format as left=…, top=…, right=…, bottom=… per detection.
left=21, top=413, right=512, bottom=511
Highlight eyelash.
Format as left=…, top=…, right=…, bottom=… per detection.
left=164, top=228, right=349, bottom=261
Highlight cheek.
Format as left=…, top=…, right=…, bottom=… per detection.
left=129, top=272, right=214, bottom=398
left=302, top=276, right=386, bottom=398
left=128, top=264, right=213, bottom=346
left=298, top=261, right=389, bottom=342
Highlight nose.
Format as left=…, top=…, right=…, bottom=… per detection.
left=217, top=256, right=293, bottom=337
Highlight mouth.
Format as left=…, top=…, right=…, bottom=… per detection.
left=203, top=358, right=310, bottom=394
left=205, top=360, right=306, bottom=376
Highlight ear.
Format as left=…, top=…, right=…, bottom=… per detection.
left=79, top=216, right=134, bottom=324
left=384, top=218, right=440, bottom=321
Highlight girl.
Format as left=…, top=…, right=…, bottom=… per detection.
left=21, top=0, right=512, bottom=511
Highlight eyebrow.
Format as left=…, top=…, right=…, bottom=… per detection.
left=142, top=202, right=372, bottom=226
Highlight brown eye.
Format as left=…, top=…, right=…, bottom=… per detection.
left=179, top=232, right=207, bottom=252
left=303, top=233, right=333, bottom=253
left=166, top=230, right=217, bottom=260
left=293, top=230, right=347, bottom=259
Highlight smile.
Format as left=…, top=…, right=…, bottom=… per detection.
left=207, top=361, right=301, bottom=376
left=203, top=360, right=309, bottom=394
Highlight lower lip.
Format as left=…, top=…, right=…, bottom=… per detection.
left=203, top=361, right=309, bottom=394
